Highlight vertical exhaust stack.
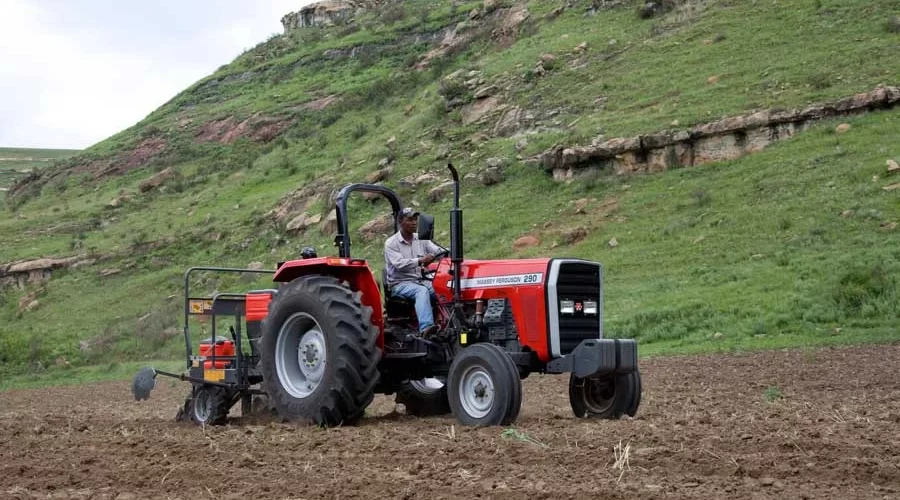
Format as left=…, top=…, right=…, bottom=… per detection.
left=446, top=163, right=463, bottom=302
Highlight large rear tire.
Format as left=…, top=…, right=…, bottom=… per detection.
left=447, top=343, right=522, bottom=426
left=396, top=377, right=451, bottom=416
left=569, top=369, right=642, bottom=419
left=260, top=275, right=381, bottom=427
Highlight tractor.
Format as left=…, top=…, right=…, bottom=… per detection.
left=133, top=163, right=641, bottom=427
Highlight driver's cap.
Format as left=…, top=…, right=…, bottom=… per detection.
left=398, top=207, right=419, bottom=219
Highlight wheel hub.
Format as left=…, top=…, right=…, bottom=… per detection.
left=583, top=376, right=615, bottom=414
left=276, top=313, right=328, bottom=399
left=459, top=367, right=494, bottom=419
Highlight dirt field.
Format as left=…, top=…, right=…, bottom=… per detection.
left=2, top=343, right=899, bottom=500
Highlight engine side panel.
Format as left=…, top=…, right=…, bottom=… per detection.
left=432, top=258, right=552, bottom=361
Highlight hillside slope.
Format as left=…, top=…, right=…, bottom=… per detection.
left=1, top=0, right=899, bottom=377
left=0, top=148, right=79, bottom=191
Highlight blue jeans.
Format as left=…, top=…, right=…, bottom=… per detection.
left=391, top=281, right=436, bottom=332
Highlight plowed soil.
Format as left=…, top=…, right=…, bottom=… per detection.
left=2, top=344, right=900, bottom=500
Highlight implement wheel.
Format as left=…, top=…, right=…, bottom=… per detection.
left=260, top=275, right=381, bottom=427
left=177, top=385, right=231, bottom=426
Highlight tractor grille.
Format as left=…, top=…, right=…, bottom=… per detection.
left=555, top=261, right=602, bottom=355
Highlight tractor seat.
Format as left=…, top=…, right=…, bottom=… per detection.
left=381, top=268, right=414, bottom=306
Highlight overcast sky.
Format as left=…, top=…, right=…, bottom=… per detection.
left=0, top=1, right=315, bottom=150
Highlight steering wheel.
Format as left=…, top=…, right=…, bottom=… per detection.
left=421, top=250, right=450, bottom=281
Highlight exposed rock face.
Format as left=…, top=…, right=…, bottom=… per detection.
left=1, top=256, right=85, bottom=290
left=194, top=113, right=294, bottom=144
left=537, top=85, right=900, bottom=181
left=281, top=1, right=385, bottom=31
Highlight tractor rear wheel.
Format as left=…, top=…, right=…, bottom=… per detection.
left=396, top=377, right=451, bottom=416
left=447, top=343, right=522, bottom=426
left=260, top=275, right=380, bottom=427
left=568, top=369, right=642, bottom=419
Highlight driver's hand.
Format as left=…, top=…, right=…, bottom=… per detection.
left=419, top=254, right=435, bottom=266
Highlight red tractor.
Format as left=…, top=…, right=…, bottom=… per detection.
left=133, top=164, right=641, bottom=427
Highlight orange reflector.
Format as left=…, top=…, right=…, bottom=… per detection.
left=326, top=258, right=349, bottom=265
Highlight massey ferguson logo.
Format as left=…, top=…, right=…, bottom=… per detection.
left=575, top=302, right=583, bottom=312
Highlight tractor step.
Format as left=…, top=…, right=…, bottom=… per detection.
left=384, top=352, right=428, bottom=359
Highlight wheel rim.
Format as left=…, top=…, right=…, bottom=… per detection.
left=275, top=312, right=327, bottom=399
left=458, top=366, right=494, bottom=419
left=193, top=389, right=211, bottom=422
left=582, top=376, right=616, bottom=414
left=410, top=377, right=445, bottom=394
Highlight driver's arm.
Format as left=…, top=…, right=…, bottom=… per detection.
left=425, top=240, right=444, bottom=258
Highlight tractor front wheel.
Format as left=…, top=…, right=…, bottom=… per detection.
left=447, top=343, right=522, bottom=426
left=259, top=275, right=381, bottom=427
left=568, top=369, right=642, bottom=419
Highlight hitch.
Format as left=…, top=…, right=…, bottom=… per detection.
left=131, top=366, right=232, bottom=401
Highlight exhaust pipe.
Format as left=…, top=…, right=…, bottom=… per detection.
left=446, top=163, right=463, bottom=302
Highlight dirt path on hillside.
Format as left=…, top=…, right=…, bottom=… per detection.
left=2, top=344, right=899, bottom=499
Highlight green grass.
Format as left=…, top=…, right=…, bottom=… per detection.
left=0, top=147, right=80, bottom=191
left=0, top=359, right=183, bottom=391
left=2, top=0, right=899, bottom=385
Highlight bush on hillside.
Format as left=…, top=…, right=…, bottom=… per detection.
left=637, top=0, right=678, bottom=19
left=885, top=16, right=900, bottom=33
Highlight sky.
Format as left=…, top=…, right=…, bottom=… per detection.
left=0, top=0, right=315, bottom=150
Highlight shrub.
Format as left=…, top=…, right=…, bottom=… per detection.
left=885, top=16, right=900, bottom=33
left=637, top=0, right=678, bottom=19
left=832, top=262, right=897, bottom=316
left=380, top=4, right=407, bottom=24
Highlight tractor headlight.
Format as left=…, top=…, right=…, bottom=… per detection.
left=583, top=300, right=598, bottom=315
left=560, top=300, right=575, bottom=315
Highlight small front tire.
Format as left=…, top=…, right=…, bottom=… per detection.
left=447, top=343, right=522, bottom=426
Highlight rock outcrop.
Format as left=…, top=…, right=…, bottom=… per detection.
left=0, top=256, right=86, bottom=290
left=537, top=85, right=900, bottom=181
left=281, top=1, right=386, bottom=31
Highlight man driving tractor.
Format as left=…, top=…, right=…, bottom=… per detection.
left=383, top=207, right=443, bottom=337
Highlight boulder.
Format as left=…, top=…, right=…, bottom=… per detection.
left=428, top=181, right=456, bottom=202
left=359, top=213, right=394, bottom=241
left=138, top=167, right=176, bottom=193
left=563, top=227, right=588, bottom=245
left=493, top=106, right=525, bottom=137
left=286, top=212, right=322, bottom=234
left=321, top=211, right=338, bottom=235
left=366, top=166, right=393, bottom=183
left=480, top=166, right=504, bottom=186
left=474, top=85, right=498, bottom=99
left=513, top=235, right=540, bottom=250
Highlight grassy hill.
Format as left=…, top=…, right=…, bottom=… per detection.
left=1, top=0, right=899, bottom=384
left=0, top=147, right=79, bottom=191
